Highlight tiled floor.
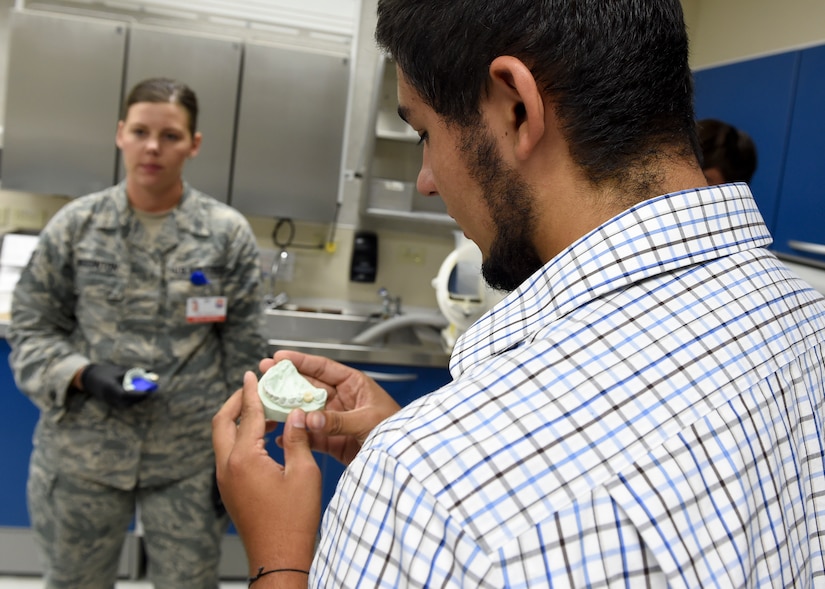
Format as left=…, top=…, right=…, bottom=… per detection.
left=0, top=577, right=247, bottom=588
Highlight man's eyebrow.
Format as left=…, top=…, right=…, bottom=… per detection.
left=397, top=105, right=411, bottom=124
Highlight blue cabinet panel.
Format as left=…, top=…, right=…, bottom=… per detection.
left=693, top=51, right=799, bottom=234
left=0, top=339, right=39, bottom=528
left=772, top=45, right=825, bottom=264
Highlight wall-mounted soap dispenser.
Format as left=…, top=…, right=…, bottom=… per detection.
left=350, top=230, right=378, bottom=283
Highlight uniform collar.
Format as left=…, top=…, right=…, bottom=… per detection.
left=97, top=180, right=211, bottom=238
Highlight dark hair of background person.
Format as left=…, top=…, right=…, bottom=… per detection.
left=375, top=0, right=700, bottom=194
left=122, top=77, right=199, bottom=136
left=697, top=118, right=758, bottom=183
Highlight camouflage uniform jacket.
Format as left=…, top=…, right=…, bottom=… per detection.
left=8, top=181, right=265, bottom=489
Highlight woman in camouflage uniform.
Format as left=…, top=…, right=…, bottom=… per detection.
left=8, top=78, right=266, bottom=589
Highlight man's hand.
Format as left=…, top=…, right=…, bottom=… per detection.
left=212, top=372, right=320, bottom=576
left=264, top=351, right=402, bottom=466
left=81, top=363, right=152, bottom=409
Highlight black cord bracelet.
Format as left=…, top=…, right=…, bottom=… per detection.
left=248, top=566, right=310, bottom=587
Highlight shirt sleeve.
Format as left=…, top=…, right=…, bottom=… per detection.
left=312, top=447, right=499, bottom=588
left=8, top=210, right=90, bottom=411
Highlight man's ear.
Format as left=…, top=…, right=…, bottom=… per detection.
left=189, top=132, right=203, bottom=158
left=115, top=120, right=125, bottom=149
left=487, top=56, right=545, bottom=161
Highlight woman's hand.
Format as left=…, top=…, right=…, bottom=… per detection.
left=212, top=372, right=320, bottom=576
left=262, top=351, right=401, bottom=466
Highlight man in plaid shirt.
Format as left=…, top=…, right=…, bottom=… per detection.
left=214, top=1, right=825, bottom=587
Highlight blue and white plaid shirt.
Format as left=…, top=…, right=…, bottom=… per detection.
left=313, top=184, right=825, bottom=588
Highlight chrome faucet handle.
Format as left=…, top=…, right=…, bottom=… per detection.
left=377, top=287, right=393, bottom=317
left=376, top=287, right=402, bottom=317
left=263, top=292, right=290, bottom=310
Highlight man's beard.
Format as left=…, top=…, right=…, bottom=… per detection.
left=461, top=127, right=544, bottom=292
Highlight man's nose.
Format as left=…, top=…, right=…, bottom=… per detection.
left=416, top=149, right=438, bottom=197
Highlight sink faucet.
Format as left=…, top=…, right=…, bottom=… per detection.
left=264, top=291, right=289, bottom=310
left=266, top=249, right=291, bottom=309
left=378, top=287, right=402, bottom=318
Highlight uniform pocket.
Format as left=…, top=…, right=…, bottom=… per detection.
left=74, top=257, right=124, bottom=336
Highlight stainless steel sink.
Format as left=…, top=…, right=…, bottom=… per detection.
left=263, top=308, right=374, bottom=343
left=262, top=307, right=450, bottom=368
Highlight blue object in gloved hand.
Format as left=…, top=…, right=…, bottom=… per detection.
left=124, top=368, right=160, bottom=393
left=81, top=363, right=156, bottom=409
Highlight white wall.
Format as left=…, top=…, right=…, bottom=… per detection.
left=688, top=0, right=825, bottom=68
left=680, top=0, right=701, bottom=47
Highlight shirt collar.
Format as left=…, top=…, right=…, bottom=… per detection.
left=98, top=181, right=211, bottom=238
left=449, top=183, right=772, bottom=376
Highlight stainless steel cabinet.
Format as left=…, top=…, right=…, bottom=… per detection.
left=2, top=10, right=126, bottom=196
left=2, top=9, right=351, bottom=222
left=230, top=41, right=350, bottom=222
left=121, top=25, right=243, bottom=203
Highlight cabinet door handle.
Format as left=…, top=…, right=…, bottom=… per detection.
left=788, top=240, right=825, bottom=256
left=362, top=371, right=418, bottom=382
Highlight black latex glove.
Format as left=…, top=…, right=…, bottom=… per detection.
left=81, top=363, right=151, bottom=409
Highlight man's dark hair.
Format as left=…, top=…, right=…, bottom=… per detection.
left=375, top=0, right=699, bottom=189
left=122, top=77, right=199, bottom=136
left=697, top=118, right=758, bottom=183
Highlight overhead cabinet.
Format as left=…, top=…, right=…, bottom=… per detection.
left=119, top=25, right=243, bottom=203
left=230, top=41, right=350, bottom=223
left=2, top=11, right=126, bottom=197
left=1, top=9, right=350, bottom=222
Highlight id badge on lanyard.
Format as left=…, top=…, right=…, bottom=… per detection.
left=185, top=269, right=227, bottom=323
left=186, top=297, right=227, bottom=323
